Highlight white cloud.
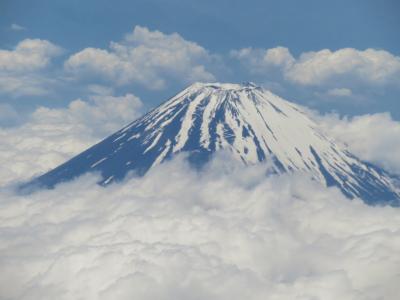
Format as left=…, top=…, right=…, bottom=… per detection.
left=10, top=23, right=26, bottom=31
left=0, top=93, right=143, bottom=185
left=317, top=112, right=400, bottom=174
left=0, top=156, right=399, bottom=300
left=87, top=84, right=114, bottom=96
left=233, top=47, right=400, bottom=87
left=326, top=88, right=352, bottom=97
left=287, top=48, right=400, bottom=86
left=0, top=39, right=62, bottom=72
left=0, top=73, right=56, bottom=96
left=0, top=39, right=62, bottom=96
left=263, top=46, right=295, bottom=68
left=65, top=26, right=215, bottom=89
left=231, top=46, right=294, bottom=72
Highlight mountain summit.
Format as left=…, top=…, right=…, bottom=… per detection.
left=31, top=82, right=399, bottom=204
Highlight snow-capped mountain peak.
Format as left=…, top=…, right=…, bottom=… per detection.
left=30, top=82, right=400, bottom=205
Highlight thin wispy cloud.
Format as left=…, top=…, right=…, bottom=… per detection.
left=10, top=23, right=26, bottom=31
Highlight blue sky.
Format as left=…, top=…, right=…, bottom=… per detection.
left=1, top=0, right=400, bottom=119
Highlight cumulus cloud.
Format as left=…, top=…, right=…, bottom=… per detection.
left=0, top=39, right=61, bottom=72
left=65, top=26, right=216, bottom=89
left=232, top=47, right=400, bottom=87
left=287, top=48, right=400, bottom=86
left=0, top=93, right=143, bottom=185
left=0, top=39, right=62, bottom=96
left=0, top=155, right=399, bottom=300
left=231, top=46, right=295, bottom=72
left=317, top=112, right=400, bottom=174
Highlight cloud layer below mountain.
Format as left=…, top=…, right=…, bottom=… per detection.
left=0, top=155, right=400, bottom=300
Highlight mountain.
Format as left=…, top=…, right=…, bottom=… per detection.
left=29, top=82, right=400, bottom=205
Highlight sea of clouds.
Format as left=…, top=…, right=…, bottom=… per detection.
left=1, top=96, right=400, bottom=299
